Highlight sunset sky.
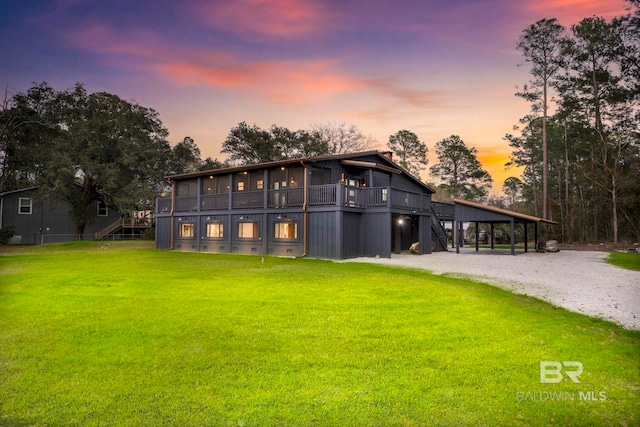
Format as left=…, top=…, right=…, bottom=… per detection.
left=0, top=0, right=630, bottom=191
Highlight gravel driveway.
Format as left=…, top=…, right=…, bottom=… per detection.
left=346, top=249, right=640, bottom=331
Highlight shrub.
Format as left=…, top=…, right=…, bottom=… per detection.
left=142, top=227, right=155, bottom=240
left=0, top=225, right=15, bottom=244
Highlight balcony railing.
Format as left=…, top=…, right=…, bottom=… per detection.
left=268, top=187, right=303, bottom=208
left=308, top=184, right=337, bottom=206
left=201, top=194, right=229, bottom=210
left=160, top=185, right=431, bottom=213
left=231, top=190, right=263, bottom=209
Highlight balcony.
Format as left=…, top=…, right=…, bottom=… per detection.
left=159, top=185, right=431, bottom=213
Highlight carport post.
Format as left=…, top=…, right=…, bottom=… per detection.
left=490, top=223, right=495, bottom=249
left=475, top=221, right=479, bottom=252
left=524, top=223, right=528, bottom=253
left=510, top=219, right=515, bottom=256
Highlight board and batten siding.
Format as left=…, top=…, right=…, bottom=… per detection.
left=362, top=212, right=392, bottom=257
left=307, top=211, right=339, bottom=259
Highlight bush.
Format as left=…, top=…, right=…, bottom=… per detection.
left=0, top=225, right=15, bottom=244
left=142, top=227, right=155, bottom=241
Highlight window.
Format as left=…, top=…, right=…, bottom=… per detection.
left=97, top=201, right=108, bottom=216
left=274, top=222, right=298, bottom=240
left=234, top=172, right=248, bottom=192
left=206, top=222, right=224, bottom=238
left=18, top=198, right=32, bottom=214
left=179, top=223, right=195, bottom=237
left=311, top=167, right=331, bottom=186
left=238, top=222, right=258, bottom=239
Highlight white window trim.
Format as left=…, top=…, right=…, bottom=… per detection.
left=18, top=197, right=32, bottom=215
left=97, top=201, right=108, bottom=217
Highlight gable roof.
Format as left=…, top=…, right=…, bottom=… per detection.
left=0, top=186, right=39, bottom=197
left=454, top=198, right=558, bottom=224
left=167, top=151, right=435, bottom=193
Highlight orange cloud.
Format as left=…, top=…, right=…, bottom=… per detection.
left=189, top=0, right=331, bottom=38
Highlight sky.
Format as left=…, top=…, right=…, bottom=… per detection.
left=0, top=0, right=630, bottom=191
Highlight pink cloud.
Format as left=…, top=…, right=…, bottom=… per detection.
left=525, top=0, right=628, bottom=23
left=188, top=0, right=332, bottom=38
left=155, top=58, right=365, bottom=102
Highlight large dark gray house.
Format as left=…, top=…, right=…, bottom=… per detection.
left=155, top=151, right=452, bottom=259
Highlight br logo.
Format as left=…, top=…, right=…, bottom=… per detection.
left=540, top=361, right=584, bottom=383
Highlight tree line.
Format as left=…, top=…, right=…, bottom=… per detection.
left=505, top=0, right=640, bottom=243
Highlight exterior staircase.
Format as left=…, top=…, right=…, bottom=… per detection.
left=95, top=218, right=152, bottom=240
left=431, top=201, right=455, bottom=252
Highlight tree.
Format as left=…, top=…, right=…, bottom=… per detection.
left=222, top=122, right=276, bottom=165
left=0, top=83, right=59, bottom=192
left=30, top=83, right=171, bottom=239
left=386, top=130, right=428, bottom=177
left=200, top=157, right=229, bottom=171
left=222, top=122, right=330, bottom=165
left=311, top=122, right=377, bottom=154
left=503, top=177, right=524, bottom=208
left=516, top=18, right=567, bottom=220
left=507, top=4, right=640, bottom=243
left=170, top=136, right=202, bottom=175
left=430, top=135, right=492, bottom=201
left=559, top=17, right=632, bottom=243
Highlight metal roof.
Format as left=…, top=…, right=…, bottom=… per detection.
left=166, top=150, right=436, bottom=193
left=453, top=198, right=558, bottom=224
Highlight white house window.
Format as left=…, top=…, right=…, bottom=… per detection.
left=97, top=201, right=108, bottom=216
left=206, top=222, right=224, bottom=238
left=179, top=223, right=195, bottom=237
left=238, top=222, right=258, bottom=239
left=18, top=198, right=32, bottom=215
left=274, top=221, right=297, bottom=240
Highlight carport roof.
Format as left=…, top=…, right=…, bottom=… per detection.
left=453, top=199, right=558, bottom=225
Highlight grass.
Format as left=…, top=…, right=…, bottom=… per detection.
left=1, top=241, right=639, bottom=426
left=607, top=251, right=640, bottom=271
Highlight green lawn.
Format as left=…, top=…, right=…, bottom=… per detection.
left=1, top=242, right=639, bottom=426
left=607, top=251, right=640, bottom=271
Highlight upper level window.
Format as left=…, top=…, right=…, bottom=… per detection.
left=234, top=172, right=249, bottom=192
left=18, top=198, right=32, bottom=214
left=311, top=167, right=332, bottom=186
left=97, top=201, right=108, bottom=216
left=274, top=221, right=298, bottom=240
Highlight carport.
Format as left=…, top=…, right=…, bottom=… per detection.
left=453, top=199, right=558, bottom=255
